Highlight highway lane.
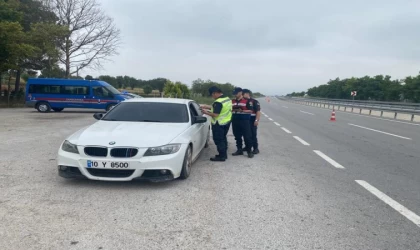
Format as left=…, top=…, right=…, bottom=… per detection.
left=1, top=108, right=419, bottom=249
left=261, top=98, right=420, bottom=227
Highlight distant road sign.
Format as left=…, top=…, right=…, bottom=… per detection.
left=351, top=91, right=357, bottom=96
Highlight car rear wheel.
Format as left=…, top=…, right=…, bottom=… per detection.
left=52, top=108, right=64, bottom=112
left=36, top=102, right=51, bottom=113
left=179, top=146, right=192, bottom=180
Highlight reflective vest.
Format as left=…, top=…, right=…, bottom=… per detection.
left=210, top=96, right=232, bottom=125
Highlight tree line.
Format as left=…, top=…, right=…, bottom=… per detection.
left=1, top=0, right=120, bottom=95
left=287, top=74, right=420, bottom=103
left=1, top=0, right=265, bottom=102
left=61, top=75, right=266, bottom=99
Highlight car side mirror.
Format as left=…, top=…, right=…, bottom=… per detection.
left=193, top=116, right=207, bottom=124
left=93, top=113, right=103, bottom=120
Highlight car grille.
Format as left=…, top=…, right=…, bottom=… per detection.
left=86, top=169, right=135, bottom=178
left=110, top=148, right=139, bottom=158
left=84, top=147, right=108, bottom=157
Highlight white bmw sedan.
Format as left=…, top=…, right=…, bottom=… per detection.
left=57, top=98, right=211, bottom=182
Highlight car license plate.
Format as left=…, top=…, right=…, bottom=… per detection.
left=87, top=160, right=130, bottom=169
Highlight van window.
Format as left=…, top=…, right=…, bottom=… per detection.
left=29, top=84, right=61, bottom=94
left=29, top=84, right=89, bottom=95
left=105, top=85, right=121, bottom=95
left=62, top=86, right=89, bottom=95
left=93, top=86, right=114, bottom=98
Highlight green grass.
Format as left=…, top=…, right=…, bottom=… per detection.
left=190, top=96, right=214, bottom=105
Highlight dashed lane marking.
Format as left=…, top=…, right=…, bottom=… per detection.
left=313, top=150, right=345, bottom=169
left=281, top=127, right=292, bottom=134
left=293, top=136, right=310, bottom=146
left=348, top=123, right=412, bottom=140
left=356, top=180, right=420, bottom=228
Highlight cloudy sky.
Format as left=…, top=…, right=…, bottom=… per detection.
left=90, top=0, right=420, bottom=95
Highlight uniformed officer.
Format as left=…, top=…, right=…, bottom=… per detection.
left=200, top=86, right=232, bottom=162
left=242, top=89, right=261, bottom=154
left=231, top=87, right=254, bottom=158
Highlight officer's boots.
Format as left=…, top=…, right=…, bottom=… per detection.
left=232, top=150, right=243, bottom=156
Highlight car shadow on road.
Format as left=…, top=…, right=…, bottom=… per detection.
left=58, top=178, right=186, bottom=190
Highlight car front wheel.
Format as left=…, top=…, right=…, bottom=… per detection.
left=179, top=146, right=192, bottom=180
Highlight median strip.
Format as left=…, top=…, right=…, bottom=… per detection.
left=356, top=180, right=420, bottom=228
left=348, top=123, right=412, bottom=140
left=313, top=150, right=345, bottom=169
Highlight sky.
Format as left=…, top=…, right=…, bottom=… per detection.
left=88, top=0, right=420, bottom=95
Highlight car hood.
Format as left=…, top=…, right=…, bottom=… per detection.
left=68, top=121, right=190, bottom=147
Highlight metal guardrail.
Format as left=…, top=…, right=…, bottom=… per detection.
left=278, top=96, right=420, bottom=121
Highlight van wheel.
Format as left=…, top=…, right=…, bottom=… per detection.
left=179, top=146, right=192, bottom=180
left=52, top=108, right=64, bottom=112
left=36, top=102, right=51, bottom=113
left=106, top=104, right=116, bottom=111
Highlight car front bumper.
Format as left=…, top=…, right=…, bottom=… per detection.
left=57, top=144, right=188, bottom=182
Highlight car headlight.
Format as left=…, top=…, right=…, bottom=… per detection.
left=61, top=140, right=79, bottom=154
left=144, top=144, right=181, bottom=156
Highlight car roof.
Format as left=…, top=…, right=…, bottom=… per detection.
left=124, top=98, right=194, bottom=104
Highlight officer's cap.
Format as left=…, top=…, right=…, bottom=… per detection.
left=242, top=89, right=252, bottom=94
left=232, top=87, right=243, bottom=95
left=208, top=86, right=222, bottom=96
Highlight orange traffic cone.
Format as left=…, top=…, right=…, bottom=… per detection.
left=330, top=110, right=336, bottom=121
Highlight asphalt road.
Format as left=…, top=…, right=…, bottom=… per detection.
left=0, top=105, right=419, bottom=250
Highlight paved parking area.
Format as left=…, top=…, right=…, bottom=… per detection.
left=1, top=108, right=419, bottom=250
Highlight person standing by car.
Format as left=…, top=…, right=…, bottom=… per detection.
left=242, top=89, right=261, bottom=154
left=231, top=87, right=254, bottom=158
left=200, top=86, right=232, bottom=162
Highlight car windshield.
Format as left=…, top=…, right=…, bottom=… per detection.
left=105, top=85, right=121, bottom=95
left=102, top=102, right=189, bottom=123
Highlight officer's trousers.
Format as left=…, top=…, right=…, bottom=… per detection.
left=250, top=116, right=258, bottom=150
left=212, top=122, right=231, bottom=158
left=232, top=119, right=252, bottom=152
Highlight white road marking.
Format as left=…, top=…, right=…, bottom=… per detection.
left=356, top=180, right=420, bottom=228
left=293, top=136, right=310, bottom=146
left=274, top=122, right=281, bottom=126
left=264, top=115, right=268, bottom=118
left=313, top=150, right=345, bottom=169
left=345, top=112, right=420, bottom=126
left=300, top=110, right=315, bottom=115
left=281, top=127, right=292, bottom=134
left=268, top=118, right=273, bottom=121
left=286, top=100, right=420, bottom=126
left=348, top=123, right=412, bottom=140
left=282, top=106, right=289, bottom=108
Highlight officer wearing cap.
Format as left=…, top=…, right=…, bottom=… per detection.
left=231, top=87, right=254, bottom=158
left=200, top=86, right=232, bottom=161
left=242, top=89, right=261, bottom=154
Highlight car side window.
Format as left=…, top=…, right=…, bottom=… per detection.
left=191, top=102, right=203, bottom=116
